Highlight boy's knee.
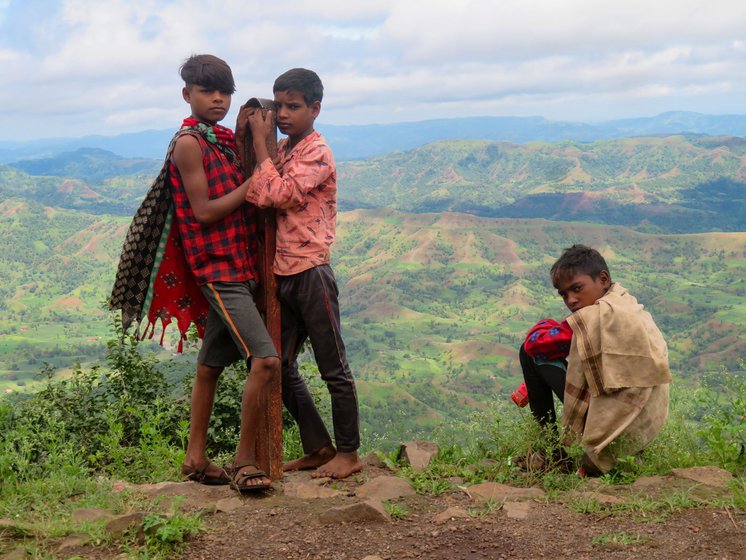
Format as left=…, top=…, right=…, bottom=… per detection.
left=196, top=364, right=223, bottom=381
left=251, top=356, right=281, bottom=383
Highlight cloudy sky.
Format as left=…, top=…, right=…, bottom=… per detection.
left=1, top=0, right=745, bottom=141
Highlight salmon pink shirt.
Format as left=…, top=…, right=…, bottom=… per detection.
left=246, top=131, right=337, bottom=276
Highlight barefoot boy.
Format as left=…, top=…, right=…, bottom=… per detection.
left=156, top=54, right=280, bottom=491
left=516, top=244, right=671, bottom=474
left=246, top=68, right=362, bottom=479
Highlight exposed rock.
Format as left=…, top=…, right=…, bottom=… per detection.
left=503, top=501, right=531, bottom=519
left=104, top=512, right=147, bottom=538
left=631, top=475, right=670, bottom=490
left=282, top=475, right=345, bottom=499
left=111, top=480, right=137, bottom=493
left=57, top=533, right=91, bottom=553
left=319, top=499, right=390, bottom=524
left=356, top=476, right=415, bottom=500
left=671, top=466, right=735, bottom=489
left=135, top=480, right=231, bottom=513
left=361, top=452, right=387, bottom=469
left=0, top=518, right=31, bottom=537
left=432, top=506, right=470, bottom=524
left=566, top=491, right=624, bottom=505
left=71, top=508, right=115, bottom=523
left=1, top=546, right=27, bottom=560
left=466, top=458, right=500, bottom=475
left=398, top=440, right=439, bottom=472
left=215, top=497, right=244, bottom=513
left=466, top=482, right=545, bottom=503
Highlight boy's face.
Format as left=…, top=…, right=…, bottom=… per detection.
left=554, top=270, right=610, bottom=313
left=273, top=89, right=320, bottom=142
left=183, top=85, right=231, bottom=124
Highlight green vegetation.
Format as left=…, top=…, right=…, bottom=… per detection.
left=2, top=199, right=745, bottom=446
left=338, top=136, right=746, bottom=233
left=1, top=330, right=743, bottom=556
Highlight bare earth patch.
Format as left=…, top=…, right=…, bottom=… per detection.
left=56, top=466, right=745, bottom=560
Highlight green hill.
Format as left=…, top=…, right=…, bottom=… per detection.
left=1, top=201, right=744, bottom=436
left=339, top=135, right=746, bottom=233
left=3, top=134, right=746, bottom=233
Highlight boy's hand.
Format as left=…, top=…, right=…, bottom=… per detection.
left=248, top=109, right=274, bottom=140
left=235, top=105, right=257, bottom=139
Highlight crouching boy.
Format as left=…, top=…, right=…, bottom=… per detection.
left=516, top=244, right=671, bottom=475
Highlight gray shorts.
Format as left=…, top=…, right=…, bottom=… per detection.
left=197, top=281, right=278, bottom=367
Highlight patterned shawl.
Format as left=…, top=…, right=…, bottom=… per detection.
left=109, top=118, right=239, bottom=351
left=562, top=283, right=671, bottom=472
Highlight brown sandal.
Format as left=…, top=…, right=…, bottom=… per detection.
left=229, top=462, right=271, bottom=493
left=181, top=458, right=230, bottom=485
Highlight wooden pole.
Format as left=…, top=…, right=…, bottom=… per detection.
left=242, top=98, right=283, bottom=480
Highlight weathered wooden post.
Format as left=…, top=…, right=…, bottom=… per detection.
left=242, top=97, right=283, bottom=480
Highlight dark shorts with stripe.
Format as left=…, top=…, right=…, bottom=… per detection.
left=197, top=281, right=278, bottom=367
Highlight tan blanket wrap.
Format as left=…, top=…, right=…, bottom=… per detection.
left=562, top=283, right=671, bottom=472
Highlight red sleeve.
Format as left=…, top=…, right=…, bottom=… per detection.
left=523, top=318, right=572, bottom=360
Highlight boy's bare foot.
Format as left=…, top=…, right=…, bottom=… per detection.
left=283, top=445, right=336, bottom=472
left=311, top=451, right=363, bottom=479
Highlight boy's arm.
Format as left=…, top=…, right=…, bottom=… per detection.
left=245, top=111, right=332, bottom=209
left=523, top=318, right=572, bottom=360
left=246, top=153, right=332, bottom=210
left=172, top=134, right=250, bottom=226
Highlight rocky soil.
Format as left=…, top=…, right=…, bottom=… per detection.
left=9, top=457, right=745, bottom=560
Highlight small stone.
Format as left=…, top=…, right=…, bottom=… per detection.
left=433, top=506, right=470, bottom=524
left=57, top=533, right=91, bottom=553
left=362, top=452, right=387, bottom=469
left=71, top=508, right=115, bottom=523
left=671, top=467, right=734, bottom=489
left=356, top=476, right=415, bottom=500
left=215, top=497, right=244, bottom=513
left=467, top=482, right=545, bottom=503
left=1, top=546, right=27, bottom=560
left=0, top=518, right=31, bottom=537
left=398, top=440, right=439, bottom=472
left=283, top=479, right=344, bottom=499
left=503, top=501, right=531, bottom=519
left=104, top=512, right=147, bottom=538
left=319, top=499, right=390, bottom=524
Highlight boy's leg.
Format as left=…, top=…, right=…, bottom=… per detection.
left=279, top=278, right=336, bottom=471
left=183, top=361, right=228, bottom=481
left=200, top=282, right=280, bottom=487
left=519, top=344, right=566, bottom=427
left=281, top=265, right=361, bottom=479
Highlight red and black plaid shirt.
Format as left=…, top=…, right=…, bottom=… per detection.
left=169, top=120, right=258, bottom=285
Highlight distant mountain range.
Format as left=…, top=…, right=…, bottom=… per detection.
left=338, top=135, right=746, bottom=233
left=2, top=111, right=746, bottom=162
left=2, top=133, right=744, bottom=234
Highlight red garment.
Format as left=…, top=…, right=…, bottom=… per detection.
left=523, top=318, right=573, bottom=361
left=170, top=118, right=259, bottom=285
left=144, top=216, right=209, bottom=349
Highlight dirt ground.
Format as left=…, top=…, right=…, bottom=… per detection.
left=178, top=465, right=746, bottom=560
left=182, top=492, right=745, bottom=560
left=41, top=463, right=746, bottom=560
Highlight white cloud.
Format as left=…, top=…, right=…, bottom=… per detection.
left=1, top=0, right=745, bottom=140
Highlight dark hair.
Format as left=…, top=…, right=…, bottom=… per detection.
left=179, top=54, right=236, bottom=95
left=273, top=68, right=323, bottom=105
left=550, top=244, right=611, bottom=287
